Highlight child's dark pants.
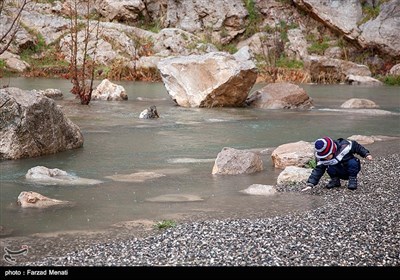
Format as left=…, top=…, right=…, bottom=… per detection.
left=327, top=158, right=361, bottom=180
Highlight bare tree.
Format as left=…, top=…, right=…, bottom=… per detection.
left=67, top=0, right=100, bottom=105
left=0, top=0, right=29, bottom=55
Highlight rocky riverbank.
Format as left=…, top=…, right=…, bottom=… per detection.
left=1, top=139, right=399, bottom=266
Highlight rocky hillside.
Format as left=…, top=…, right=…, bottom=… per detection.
left=1, top=0, right=399, bottom=84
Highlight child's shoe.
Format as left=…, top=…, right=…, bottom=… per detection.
left=348, top=176, right=357, bottom=190
left=326, top=177, right=340, bottom=189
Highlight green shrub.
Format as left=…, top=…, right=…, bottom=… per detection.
left=220, top=44, right=238, bottom=54
left=307, top=41, right=329, bottom=55
left=155, top=219, right=177, bottom=230
left=0, top=59, right=6, bottom=69
left=380, top=75, right=400, bottom=86
left=305, top=158, right=317, bottom=169
left=243, top=0, right=262, bottom=39
left=276, top=56, right=303, bottom=69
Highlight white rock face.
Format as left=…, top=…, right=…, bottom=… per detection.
left=158, top=47, right=257, bottom=108
left=92, top=79, right=128, bottom=101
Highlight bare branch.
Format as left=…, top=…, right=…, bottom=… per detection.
left=67, top=0, right=100, bottom=105
left=0, top=0, right=30, bottom=55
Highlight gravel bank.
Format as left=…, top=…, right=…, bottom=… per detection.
left=1, top=140, right=399, bottom=266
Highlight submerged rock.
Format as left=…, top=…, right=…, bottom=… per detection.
left=139, top=105, right=160, bottom=119
left=146, top=194, right=203, bottom=202
left=17, top=191, right=73, bottom=209
left=25, top=166, right=102, bottom=185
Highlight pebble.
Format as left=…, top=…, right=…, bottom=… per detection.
left=17, top=153, right=399, bottom=266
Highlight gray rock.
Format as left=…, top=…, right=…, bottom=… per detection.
left=0, top=87, right=83, bottom=160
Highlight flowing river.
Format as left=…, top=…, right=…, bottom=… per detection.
left=0, top=77, right=399, bottom=237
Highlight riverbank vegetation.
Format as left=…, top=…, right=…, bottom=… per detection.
left=0, top=0, right=399, bottom=86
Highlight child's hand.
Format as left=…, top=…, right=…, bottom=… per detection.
left=301, top=183, right=314, bottom=192
left=366, top=155, right=373, bottom=161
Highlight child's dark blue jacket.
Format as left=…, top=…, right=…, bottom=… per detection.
left=307, top=138, right=370, bottom=186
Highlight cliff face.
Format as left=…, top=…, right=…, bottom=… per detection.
left=1, top=0, right=399, bottom=83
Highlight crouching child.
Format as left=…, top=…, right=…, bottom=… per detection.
left=302, top=136, right=373, bottom=191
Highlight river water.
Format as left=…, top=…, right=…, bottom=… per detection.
left=1, top=77, right=399, bottom=237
